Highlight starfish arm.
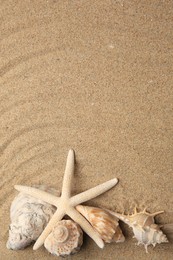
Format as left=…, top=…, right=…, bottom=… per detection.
left=14, top=185, right=60, bottom=207
left=61, top=149, right=75, bottom=199
left=70, top=178, right=118, bottom=206
left=67, top=207, right=104, bottom=248
left=33, top=208, right=65, bottom=250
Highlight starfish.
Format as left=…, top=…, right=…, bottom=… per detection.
left=15, top=149, right=118, bottom=250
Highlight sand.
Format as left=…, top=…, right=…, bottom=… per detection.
left=0, top=0, right=173, bottom=259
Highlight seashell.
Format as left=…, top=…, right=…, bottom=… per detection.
left=7, top=185, right=60, bottom=250
left=108, top=208, right=168, bottom=252
left=44, top=219, right=83, bottom=257
left=76, top=205, right=125, bottom=243
left=160, top=223, right=173, bottom=242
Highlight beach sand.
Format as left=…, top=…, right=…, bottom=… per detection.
left=0, top=1, right=173, bottom=259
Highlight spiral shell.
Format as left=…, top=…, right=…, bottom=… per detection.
left=161, top=223, right=173, bottom=242
left=44, top=219, right=83, bottom=256
left=76, top=205, right=125, bottom=243
left=7, top=185, right=59, bottom=250
left=109, top=208, right=168, bottom=252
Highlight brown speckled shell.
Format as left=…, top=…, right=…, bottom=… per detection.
left=76, top=205, right=125, bottom=243
left=44, top=220, right=83, bottom=257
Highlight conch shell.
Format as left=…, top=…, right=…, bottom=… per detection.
left=44, top=219, right=83, bottom=257
left=108, top=208, right=168, bottom=252
left=7, top=185, right=59, bottom=250
left=76, top=205, right=125, bottom=243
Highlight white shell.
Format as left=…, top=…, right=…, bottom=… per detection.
left=161, top=223, right=173, bottom=242
left=44, top=219, right=83, bottom=257
left=76, top=205, right=125, bottom=243
left=7, top=185, right=60, bottom=250
left=108, top=208, right=168, bottom=252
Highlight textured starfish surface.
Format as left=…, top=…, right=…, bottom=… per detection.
left=15, top=149, right=118, bottom=250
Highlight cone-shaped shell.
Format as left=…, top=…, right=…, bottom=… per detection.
left=76, top=205, right=125, bottom=243
left=108, top=208, right=168, bottom=252
left=6, top=185, right=59, bottom=250
left=44, top=220, right=83, bottom=257
left=161, top=223, right=173, bottom=242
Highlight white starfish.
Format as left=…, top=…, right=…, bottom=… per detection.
left=15, top=149, right=118, bottom=250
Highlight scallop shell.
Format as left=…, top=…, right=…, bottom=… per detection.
left=44, top=219, right=83, bottom=257
left=76, top=205, right=125, bottom=243
left=7, top=185, right=60, bottom=250
left=108, top=208, right=168, bottom=252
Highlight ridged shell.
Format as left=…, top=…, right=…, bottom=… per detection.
left=7, top=185, right=59, bottom=250
left=76, top=205, right=125, bottom=243
left=108, top=208, right=168, bottom=252
left=44, top=220, right=83, bottom=257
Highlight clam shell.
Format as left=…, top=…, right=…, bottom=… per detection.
left=76, top=205, right=125, bottom=243
left=44, top=219, right=83, bottom=256
left=7, top=185, right=59, bottom=250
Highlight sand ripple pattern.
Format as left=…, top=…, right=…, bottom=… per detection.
left=1, top=1, right=173, bottom=258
